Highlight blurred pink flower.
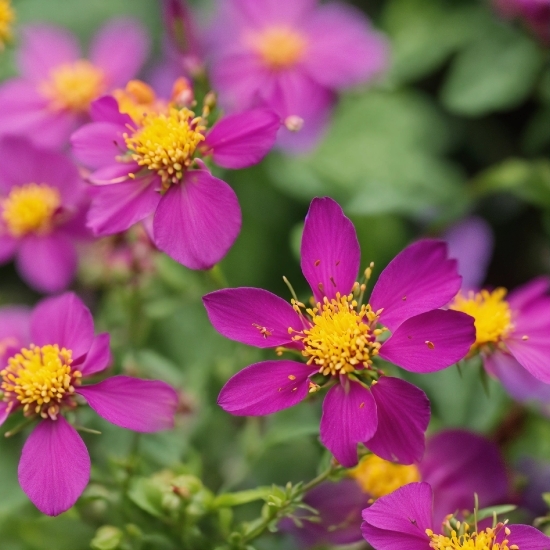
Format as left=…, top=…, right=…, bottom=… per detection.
left=494, top=0, right=550, bottom=42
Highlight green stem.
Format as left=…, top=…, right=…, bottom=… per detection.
left=208, top=264, right=229, bottom=289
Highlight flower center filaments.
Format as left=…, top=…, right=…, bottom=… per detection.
left=450, top=289, right=513, bottom=349
left=0, top=0, right=14, bottom=49
left=124, top=107, right=206, bottom=190
left=349, top=455, right=421, bottom=498
left=427, top=523, right=517, bottom=550
left=253, top=26, right=307, bottom=69
left=1, top=344, right=81, bottom=419
left=291, top=293, right=382, bottom=377
left=40, top=60, right=106, bottom=112
left=2, top=183, right=61, bottom=237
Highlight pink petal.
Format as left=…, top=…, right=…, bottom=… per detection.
left=301, top=197, right=360, bottom=302
left=87, top=176, right=160, bottom=236
left=88, top=161, right=140, bottom=185
left=79, top=333, right=112, bottom=377
left=90, top=18, right=150, bottom=88
left=71, top=121, right=127, bottom=169
left=16, top=233, right=77, bottom=294
left=320, top=379, right=377, bottom=468
left=508, top=276, right=550, bottom=310
left=361, top=482, right=433, bottom=549
left=224, top=0, right=315, bottom=28
left=504, top=525, right=550, bottom=549
left=31, top=292, right=94, bottom=360
left=203, top=108, right=280, bottom=169
left=203, top=287, right=303, bottom=348
left=0, top=401, right=11, bottom=427
left=303, top=3, right=389, bottom=89
left=218, top=360, right=315, bottom=415
left=77, top=376, right=177, bottom=432
left=0, top=305, right=30, bottom=367
left=366, top=377, right=430, bottom=464
left=370, top=240, right=462, bottom=332
left=379, top=310, right=475, bottom=373
left=0, top=234, right=17, bottom=264
left=153, top=170, right=242, bottom=270
left=18, top=417, right=90, bottom=516
left=90, top=96, right=133, bottom=125
left=17, top=24, right=80, bottom=82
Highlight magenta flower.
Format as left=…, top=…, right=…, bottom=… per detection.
left=282, top=429, right=509, bottom=548
left=0, top=293, right=178, bottom=516
left=494, top=0, right=550, bottom=42
left=206, top=0, right=389, bottom=151
left=203, top=197, right=475, bottom=467
left=71, top=84, right=280, bottom=269
left=0, top=18, right=150, bottom=149
left=0, top=136, right=91, bottom=293
left=361, top=482, right=550, bottom=550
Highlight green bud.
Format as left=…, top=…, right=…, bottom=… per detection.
left=90, top=526, right=123, bottom=550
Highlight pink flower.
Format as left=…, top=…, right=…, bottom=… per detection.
left=0, top=293, right=178, bottom=516
left=0, top=18, right=150, bottom=149
left=282, top=430, right=510, bottom=548
left=71, top=82, right=281, bottom=269
left=494, top=0, right=550, bottom=42
left=361, top=482, right=550, bottom=550
left=0, top=136, right=91, bottom=293
left=206, top=0, right=389, bottom=151
left=203, top=197, right=475, bottom=467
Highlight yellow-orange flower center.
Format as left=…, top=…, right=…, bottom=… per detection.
left=253, top=26, right=307, bottom=69
left=113, top=80, right=167, bottom=125
left=450, top=289, right=513, bottom=349
left=40, top=60, right=106, bottom=113
left=1, top=344, right=81, bottom=419
left=292, top=293, right=382, bottom=377
left=124, top=107, right=206, bottom=188
left=0, top=0, right=15, bottom=49
left=426, top=525, right=518, bottom=550
left=2, top=183, right=61, bottom=237
left=349, top=454, right=421, bottom=498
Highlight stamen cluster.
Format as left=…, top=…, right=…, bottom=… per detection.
left=253, top=26, right=307, bottom=69
left=0, top=0, right=14, bottom=48
left=427, top=522, right=517, bottom=550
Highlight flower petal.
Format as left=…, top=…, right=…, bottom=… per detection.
left=303, top=3, right=389, bottom=88
left=0, top=306, right=30, bottom=367
left=222, top=0, right=315, bottom=28
left=218, top=360, right=315, bottom=415
left=77, top=376, right=177, bottom=432
left=320, top=379, right=377, bottom=468
left=153, top=170, right=241, bottom=270
left=90, top=95, right=133, bottom=125
left=18, top=417, right=90, bottom=516
left=301, top=197, right=360, bottom=302
left=203, top=108, right=280, bottom=169
left=503, top=525, right=550, bottom=549
left=361, top=482, right=433, bottom=548
left=87, top=176, right=160, bottom=236
left=31, top=292, right=94, bottom=360
left=79, top=333, right=112, bottom=377
left=17, top=24, right=80, bottom=82
left=90, top=18, right=150, bottom=88
left=366, top=377, right=430, bottom=465
left=508, top=276, right=550, bottom=311
left=0, top=234, right=17, bottom=264
left=370, top=240, right=462, bottom=332
left=203, top=287, right=303, bottom=348
left=16, top=234, right=77, bottom=294
left=0, top=401, right=11, bottom=427
left=71, top=121, right=127, bottom=169
left=379, top=310, right=475, bottom=373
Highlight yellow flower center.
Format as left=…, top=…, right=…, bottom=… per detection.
left=113, top=80, right=167, bottom=125
left=292, top=293, right=382, bottom=377
left=124, top=107, right=206, bottom=188
left=253, top=26, right=307, bottom=69
left=427, top=525, right=518, bottom=550
left=1, top=344, right=81, bottom=419
left=450, top=289, right=513, bottom=349
left=0, top=0, right=15, bottom=49
left=349, top=455, right=421, bottom=498
left=40, top=60, right=106, bottom=113
left=2, top=183, right=61, bottom=237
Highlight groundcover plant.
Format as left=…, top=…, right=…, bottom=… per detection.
left=1, top=0, right=550, bottom=549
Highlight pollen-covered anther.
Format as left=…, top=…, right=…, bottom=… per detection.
left=293, top=293, right=381, bottom=377
left=1, top=344, right=81, bottom=419
left=124, top=107, right=206, bottom=188
left=426, top=521, right=517, bottom=550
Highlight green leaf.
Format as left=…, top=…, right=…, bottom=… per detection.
left=441, top=24, right=544, bottom=116
left=213, top=487, right=272, bottom=509
left=127, top=478, right=166, bottom=518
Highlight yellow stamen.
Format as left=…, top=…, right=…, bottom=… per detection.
left=113, top=80, right=167, bottom=125
left=252, top=26, right=307, bottom=69
left=125, top=107, right=206, bottom=188
left=450, top=289, right=513, bottom=349
left=349, top=455, right=421, bottom=498
left=2, top=183, right=61, bottom=237
left=426, top=524, right=517, bottom=549
left=1, top=344, right=81, bottom=419
left=40, top=60, right=106, bottom=113
left=293, top=293, right=381, bottom=376
left=0, top=0, right=15, bottom=49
